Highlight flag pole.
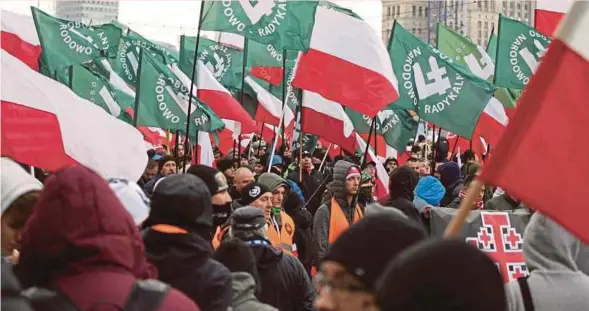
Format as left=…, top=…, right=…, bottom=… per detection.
left=195, top=130, right=200, bottom=165
left=174, top=130, right=180, bottom=157
left=431, top=124, right=437, bottom=173
left=256, top=123, right=266, bottom=159
left=183, top=0, right=205, bottom=174
left=132, top=50, right=144, bottom=128
left=361, top=117, right=377, bottom=168
left=238, top=134, right=242, bottom=158
left=280, top=49, right=288, bottom=157
left=267, top=117, right=285, bottom=173
left=318, top=143, right=332, bottom=172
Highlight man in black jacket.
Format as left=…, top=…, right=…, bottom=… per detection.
left=288, top=151, right=325, bottom=216
left=228, top=207, right=315, bottom=311
left=143, top=174, right=232, bottom=311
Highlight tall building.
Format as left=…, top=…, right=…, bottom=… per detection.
left=55, top=0, right=119, bottom=25
left=382, top=0, right=535, bottom=47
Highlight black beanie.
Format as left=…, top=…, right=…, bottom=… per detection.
left=376, top=239, right=505, bottom=311
left=187, top=165, right=229, bottom=195
left=214, top=239, right=259, bottom=277
left=238, top=182, right=271, bottom=206
left=158, top=155, right=175, bottom=171
left=217, top=158, right=234, bottom=172
left=322, top=213, right=426, bottom=291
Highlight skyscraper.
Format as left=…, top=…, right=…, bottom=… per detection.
left=382, top=0, right=535, bottom=46
left=55, top=0, right=119, bottom=25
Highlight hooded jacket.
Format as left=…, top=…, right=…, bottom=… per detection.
left=385, top=166, right=422, bottom=226
left=143, top=174, right=232, bottom=311
left=504, top=213, right=589, bottom=311
left=313, top=161, right=359, bottom=264
left=14, top=165, right=197, bottom=311
left=229, top=272, right=278, bottom=311
left=250, top=240, right=315, bottom=311
left=284, top=188, right=313, bottom=275
left=413, top=176, right=446, bottom=211
left=438, top=162, right=464, bottom=206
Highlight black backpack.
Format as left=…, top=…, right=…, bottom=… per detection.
left=23, top=279, right=169, bottom=311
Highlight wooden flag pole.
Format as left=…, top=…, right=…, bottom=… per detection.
left=361, top=117, right=377, bottom=168
left=444, top=179, right=483, bottom=237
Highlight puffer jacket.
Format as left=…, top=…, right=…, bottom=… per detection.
left=14, top=165, right=198, bottom=311
left=504, top=213, right=589, bottom=311
left=229, top=272, right=278, bottom=311
left=313, top=161, right=358, bottom=264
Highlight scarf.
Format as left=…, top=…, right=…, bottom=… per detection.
left=458, top=186, right=484, bottom=210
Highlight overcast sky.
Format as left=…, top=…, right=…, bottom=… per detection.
left=0, top=0, right=574, bottom=47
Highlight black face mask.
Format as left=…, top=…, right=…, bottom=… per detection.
left=358, top=186, right=373, bottom=203
left=212, top=202, right=232, bottom=227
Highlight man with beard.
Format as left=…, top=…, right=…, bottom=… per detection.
left=288, top=151, right=324, bottom=215
left=143, top=155, right=177, bottom=198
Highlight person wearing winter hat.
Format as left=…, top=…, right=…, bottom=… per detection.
left=212, top=182, right=273, bottom=249
left=228, top=207, right=315, bottom=311
left=384, top=158, right=398, bottom=174
left=213, top=239, right=278, bottom=311
left=437, top=161, right=464, bottom=206
left=283, top=183, right=314, bottom=275
left=143, top=174, right=232, bottom=311
left=313, top=161, right=364, bottom=267
left=413, top=175, right=446, bottom=212
left=258, top=172, right=296, bottom=256
left=504, top=212, right=589, bottom=311
left=108, top=179, right=150, bottom=226
left=143, top=154, right=176, bottom=198
left=382, top=166, right=422, bottom=227
left=217, top=158, right=236, bottom=186
left=1, top=158, right=43, bottom=261
left=315, top=213, right=426, bottom=311
left=358, top=171, right=375, bottom=208
left=376, top=239, right=505, bottom=311
left=188, top=165, right=233, bottom=229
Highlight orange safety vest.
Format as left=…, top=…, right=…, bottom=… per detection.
left=311, top=198, right=364, bottom=276
left=267, top=211, right=296, bottom=256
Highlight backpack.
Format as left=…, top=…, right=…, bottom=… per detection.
left=23, top=279, right=169, bottom=311
left=518, top=277, right=535, bottom=311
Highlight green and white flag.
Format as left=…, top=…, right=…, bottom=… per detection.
left=136, top=51, right=224, bottom=134
left=179, top=36, right=244, bottom=92
left=388, top=21, right=496, bottom=138
left=32, top=7, right=121, bottom=75
left=111, top=30, right=178, bottom=86
left=56, top=64, right=134, bottom=124
left=486, top=34, right=521, bottom=107
left=200, top=0, right=319, bottom=51
left=436, top=24, right=518, bottom=109
left=494, top=14, right=551, bottom=89
left=346, top=107, right=418, bottom=152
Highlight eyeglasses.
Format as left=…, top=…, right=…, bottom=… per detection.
left=313, top=272, right=367, bottom=294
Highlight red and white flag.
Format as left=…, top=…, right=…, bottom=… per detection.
left=301, top=91, right=358, bottom=153
left=481, top=2, right=589, bottom=243
left=534, top=9, right=565, bottom=36
left=1, top=50, right=147, bottom=181
left=292, top=5, right=399, bottom=117
left=476, top=97, right=509, bottom=147
left=1, top=10, right=41, bottom=71
left=355, top=133, right=389, bottom=198
left=244, top=76, right=295, bottom=128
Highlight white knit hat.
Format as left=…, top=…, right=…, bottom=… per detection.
left=1, top=158, right=43, bottom=215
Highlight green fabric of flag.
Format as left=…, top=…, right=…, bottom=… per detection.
left=179, top=36, right=244, bottom=91
left=136, top=51, right=224, bottom=134
left=487, top=34, right=521, bottom=107
left=388, top=22, right=496, bottom=138
left=200, top=0, right=318, bottom=51
left=56, top=64, right=134, bottom=124
left=110, top=30, right=177, bottom=86
left=32, top=7, right=121, bottom=75
left=437, top=24, right=518, bottom=109
left=493, top=14, right=551, bottom=89
left=346, top=107, right=417, bottom=152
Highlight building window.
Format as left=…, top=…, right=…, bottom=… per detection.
left=412, top=27, right=416, bottom=34
left=412, top=5, right=416, bottom=16
left=510, top=2, right=515, bottom=9
left=478, top=1, right=482, bottom=9
left=449, top=21, right=454, bottom=29
left=478, top=21, right=482, bottom=29
left=478, top=30, right=482, bottom=38
left=491, top=22, right=495, bottom=30
left=517, top=3, right=521, bottom=9
left=397, top=5, right=400, bottom=17
left=517, top=12, right=521, bottom=18
left=419, top=6, right=423, bottom=17
left=524, top=3, right=528, bottom=10
left=425, top=7, right=428, bottom=17
left=484, top=21, right=488, bottom=29
left=418, top=28, right=422, bottom=35
left=484, top=0, right=488, bottom=11
left=503, top=1, right=507, bottom=9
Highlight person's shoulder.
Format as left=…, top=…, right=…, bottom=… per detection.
left=158, top=287, right=201, bottom=311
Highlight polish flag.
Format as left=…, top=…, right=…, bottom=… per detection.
left=355, top=133, right=389, bottom=198
left=293, top=5, right=399, bottom=117
left=534, top=9, right=565, bottom=36
left=244, top=76, right=295, bottom=128
left=1, top=10, right=41, bottom=71
left=193, top=60, right=257, bottom=133
left=302, top=91, right=358, bottom=153
left=481, top=2, right=589, bottom=243
left=1, top=50, right=146, bottom=181
left=476, top=97, right=509, bottom=146
left=193, top=131, right=214, bottom=166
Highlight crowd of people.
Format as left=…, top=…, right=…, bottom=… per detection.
left=1, top=134, right=588, bottom=311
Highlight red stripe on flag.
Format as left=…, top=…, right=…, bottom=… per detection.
left=301, top=107, right=358, bottom=154
left=534, top=9, right=564, bottom=36
left=293, top=49, right=399, bottom=117
left=254, top=105, right=280, bottom=127
left=1, top=101, right=76, bottom=170
left=1, top=31, right=41, bottom=71
left=480, top=39, right=589, bottom=243
left=197, top=89, right=256, bottom=133
left=251, top=66, right=284, bottom=86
